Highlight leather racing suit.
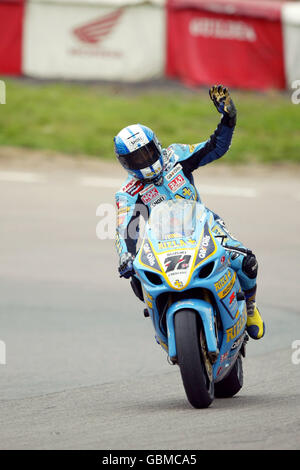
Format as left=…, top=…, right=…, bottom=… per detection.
left=115, top=113, right=257, bottom=297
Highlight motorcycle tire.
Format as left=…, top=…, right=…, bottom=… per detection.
left=175, top=309, right=214, bottom=409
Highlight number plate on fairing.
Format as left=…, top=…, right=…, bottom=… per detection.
left=157, top=249, right=195, bottom=290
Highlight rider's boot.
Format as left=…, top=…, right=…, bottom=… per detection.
left=244, top=285, right=265, bottom=340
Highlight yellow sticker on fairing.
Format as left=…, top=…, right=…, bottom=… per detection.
left=226, top=309, right=247, bottom=343
left=215, top=271, right=236, bottom=299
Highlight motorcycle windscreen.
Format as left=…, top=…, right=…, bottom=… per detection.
left=148, top=200, right=206, bottom=241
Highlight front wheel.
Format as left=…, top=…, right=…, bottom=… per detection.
left=174, top=310, right=214, bottom=409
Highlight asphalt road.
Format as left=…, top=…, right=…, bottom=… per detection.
left=0, top=151, right=299, bottom=449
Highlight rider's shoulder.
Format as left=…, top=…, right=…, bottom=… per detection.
left=164, top=143, right=195, bottom=163
left=168, top=143, right=189, bottom=152
left=165, top=143, right=188, bottom=155
left=116, top=176, right=144, bottom=200
left=162, top=144, right=183, bottom=167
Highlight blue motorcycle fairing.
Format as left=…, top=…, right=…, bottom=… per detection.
left=133, top=200, right=247, bottom=383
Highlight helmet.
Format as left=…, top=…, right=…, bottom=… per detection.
left=114, top=124, right=163, bottom=181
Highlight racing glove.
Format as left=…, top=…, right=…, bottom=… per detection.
left=209, top=85, right=237, bottom=120
left=118, top=253, right=135, bottom=279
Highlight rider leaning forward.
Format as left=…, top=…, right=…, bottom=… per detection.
left=113, top=85, right=265, bottom=340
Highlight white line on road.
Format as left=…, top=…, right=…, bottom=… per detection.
left=199, top=184, right=257, bottom=198
left=80, top=176, right=258, bottom=198
left=80, top=176, right=123, bottom=188
left=0, top=172, right=259, bottom=198
left=0, top=171, right=44, bottom=183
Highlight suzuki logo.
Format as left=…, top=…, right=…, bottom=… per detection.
left=73, top=8, right=123, bottom=44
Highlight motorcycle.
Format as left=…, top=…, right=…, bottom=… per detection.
left=132, top=199, right=248, bottom=408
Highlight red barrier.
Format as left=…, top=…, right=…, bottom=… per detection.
left=0, top=0, right=24, bottom=75
left=166, top=0, right=286, bottom=90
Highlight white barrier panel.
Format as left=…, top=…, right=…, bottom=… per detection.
left=23, top=0, right=166, bottom=81
left=282, top=2, right=300, bottom=88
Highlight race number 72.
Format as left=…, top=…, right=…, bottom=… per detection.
left=164, top=255, right=191, bottom=273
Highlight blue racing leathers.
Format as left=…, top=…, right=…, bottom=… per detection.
left=115, top=114, right=257, bottom=293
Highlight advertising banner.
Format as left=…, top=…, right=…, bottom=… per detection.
left=166, top=0, right=286, bottom=90
left=23, top=0, right=165, bottom=81
left=0, top=0, right=24, bottom=75
left=282, top=2, right=300, bottom=87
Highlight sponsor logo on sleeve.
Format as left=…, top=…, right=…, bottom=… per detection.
left=122, top=180, right=144, bottom=196
left=122, top=179, right=135, bottom=192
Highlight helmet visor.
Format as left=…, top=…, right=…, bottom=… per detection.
left=118, top=141, right=161, bottom=170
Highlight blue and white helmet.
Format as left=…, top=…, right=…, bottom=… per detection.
left=114, top=124, right=163, bottom=181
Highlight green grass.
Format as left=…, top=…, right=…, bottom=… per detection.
left=0, top=79, right=299, bottom=163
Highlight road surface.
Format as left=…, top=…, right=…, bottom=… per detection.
left=0, top=150, right=299, bottom=449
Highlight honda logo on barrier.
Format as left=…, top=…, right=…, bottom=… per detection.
left=73, top=8, right=123, bottom=45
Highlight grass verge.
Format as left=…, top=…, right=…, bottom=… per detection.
left=0, top=79, right=298, bottom=164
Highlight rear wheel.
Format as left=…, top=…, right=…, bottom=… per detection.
left=174, top=310, right=214, bottom=408
left=214, top=354, right=243, bottom=398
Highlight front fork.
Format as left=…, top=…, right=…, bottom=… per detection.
left=165, top=298, right=219, bottom=363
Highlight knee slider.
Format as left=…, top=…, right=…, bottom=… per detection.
left=242, top=253, right=258, bottom=279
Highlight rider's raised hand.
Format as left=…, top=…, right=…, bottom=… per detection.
left=118, top=252, right=135, bottom=279
left=209, top=85, right=237, bottom=119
